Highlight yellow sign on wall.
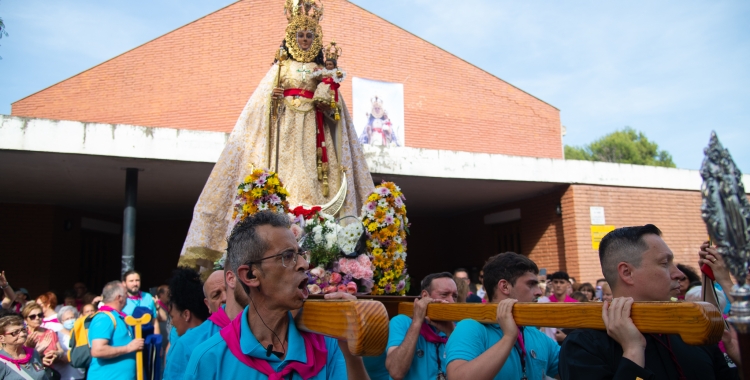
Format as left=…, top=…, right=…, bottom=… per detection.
left=591, top=225, right=616, bottom=250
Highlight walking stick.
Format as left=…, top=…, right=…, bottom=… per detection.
left=269, top=47, right=288, bottom=171
left=125, top=313, right=152, bottom=380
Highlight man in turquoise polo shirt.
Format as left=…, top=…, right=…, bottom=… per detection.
left=386, top=272, right=457, bottom=380
left=184, top=211, right=371, bottom=379
left=89, top=281, right=144, bottom=380
left=122, top=270, right=160, bottom=335
left=164, top=269, right=243, bottom=380
left=446, top=252, right=560, bottom=380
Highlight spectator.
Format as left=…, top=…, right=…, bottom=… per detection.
left=570, top=291, right=588, bottom=303
left=456, top=276, right=469, bottom=303
left=601, top=282, right=613, bottom=302
left=454, top=268, right=481, bottom=303
left=82, top=293, right=97, bottom=308
left=54, top=306, right=85, bottom=380
left=578, top=283, right=595, bottom=302
left=476, top=269, right=487, bottom=300
left=0, top=314, right=54, bottom=380
left=674, top=264, right=700, bottom=300
left=36, top=293, right=63, bottom=332
left=0, top=271, right=24, bottom=313
left=73, top=283, right=87, bottom=311
left=548, top=271, right=578, bottom=303
left=121, top=270, right=160, bottom=335
left=155, top=285, right=169, bottom=339
left=22, top=303, right=63, bottom=359
left=88, top=281, right=144, bottom=380
left=81, top=304, right=96, bottom=318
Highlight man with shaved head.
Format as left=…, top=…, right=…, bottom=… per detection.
left=559, top=224, right=741, bottom=379
left=203, top=270, right=226, bottom=314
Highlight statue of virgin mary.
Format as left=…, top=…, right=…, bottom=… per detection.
left=178, top=0, right=374, bottom=267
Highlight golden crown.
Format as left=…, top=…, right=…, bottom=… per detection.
left=324, top=41, right=342, bottom=61
left=283, top=0, right=325, bottom=63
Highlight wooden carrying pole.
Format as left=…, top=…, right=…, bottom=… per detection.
left=399, top=301, right=725, bottom=346
left=124, top=313, right=152, bottom=380
left=295, top=300, right=389, bottom=356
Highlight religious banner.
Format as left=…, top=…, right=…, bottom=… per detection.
left=352, top=77, right=405, bottom=147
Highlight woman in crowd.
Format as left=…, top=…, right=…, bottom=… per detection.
left=22, top=303, right=62, bottom=359
left=578, top=282, right=595, bottom=301
left=600, top=282, right=613, bottom=302
left=0, top=314, right=54, bottom=379
left=675, top=263, right=700, bottom=300
left=35, top=293, right=62, bottom=332
left=80, top=304, right=95, bottom=318
left=53, top=306, right=85, bottom=380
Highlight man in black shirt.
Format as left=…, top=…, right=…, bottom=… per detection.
left=559, top=224, right=741, bottom=380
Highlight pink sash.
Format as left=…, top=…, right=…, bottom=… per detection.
left=128, top=291, right=142, bottom=301
left=219, top=312, right=327, bottom=380
left=0, top=346, right=34, bottom=369
left=208, top=307, right=231, bottom=328
left=419, top=322, right=448, bottom=344
left=98, top=305, right=127, bottom=319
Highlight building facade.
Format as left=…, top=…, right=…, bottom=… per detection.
left=3, top=0, right=747, bottom=296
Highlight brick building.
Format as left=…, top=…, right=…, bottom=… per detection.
left=2, top=0, right=748, bottom=297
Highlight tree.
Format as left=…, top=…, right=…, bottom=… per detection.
left=564, top=127, right=676, bottom=168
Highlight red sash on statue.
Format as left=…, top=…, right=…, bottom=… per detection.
left=283, top=88, right=329, bottom=172
left=219, top=312, right=328, bottom=380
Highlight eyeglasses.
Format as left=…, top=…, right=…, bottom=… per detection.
left=26, top=313, right=43, bottom=320
left=4, top=328, right=27, bottom=337
left=247, top=249, right=309, bottom=268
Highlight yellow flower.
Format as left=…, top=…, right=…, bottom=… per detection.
left=244, top=175, right=253, bottom=183
left=378, top=277, right=388, bottom=287
left=368, top=193, right=379, bottom=202
left=372, top=247, right=383, bottom=256
left=368, top=222, right=379, bottom=232
left=267, top=176, right=280, bottom=186
left=251, top=188, right=263, bottom=198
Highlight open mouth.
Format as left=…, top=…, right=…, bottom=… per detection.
left=297, top=278, right=309, bottom=299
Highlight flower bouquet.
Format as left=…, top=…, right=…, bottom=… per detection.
left=232, top=169, right=290, bottom=226
left=362, top=182, right=411, bottom=295
left=291, top=206, right=374, bottom=295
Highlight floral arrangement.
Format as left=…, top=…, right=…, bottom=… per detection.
left=291, top=206, right=374, bottom=295
left=362, top=182, right=410, bottom=295
left=232, top=169, right=290, bottom=226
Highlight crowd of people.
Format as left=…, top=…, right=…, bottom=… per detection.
left=1, top=215, right=746, bottom=379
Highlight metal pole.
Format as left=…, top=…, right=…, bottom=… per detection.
left=122, top=168, right=138, bottom=277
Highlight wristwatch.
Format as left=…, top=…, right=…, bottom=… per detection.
left=0, top=283, right=7, bottom=289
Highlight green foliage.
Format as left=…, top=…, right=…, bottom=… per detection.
left=564, top=127, right=676, bottom=168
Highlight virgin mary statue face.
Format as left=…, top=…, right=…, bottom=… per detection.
left=296, top=30, right=314, bottom=51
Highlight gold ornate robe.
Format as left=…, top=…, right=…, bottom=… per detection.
left=178, top=60, right=374, bottom=267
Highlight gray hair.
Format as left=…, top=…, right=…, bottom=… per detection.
left=101, top=280, right=126, bottom=303
left=227, top=211, right=291, bottom=274
left=58, top=306, right=78, bottom=321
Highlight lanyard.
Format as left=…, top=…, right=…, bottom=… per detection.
left=434, top=342, right=446, bottom=380
left=649, top=334, right=687, bottom=380
left=514, top=327, right=527, bottom=380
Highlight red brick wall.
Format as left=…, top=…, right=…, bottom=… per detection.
left=11, top=0, right=562, bottom=159
left=563, top=185, right=711, bottom=284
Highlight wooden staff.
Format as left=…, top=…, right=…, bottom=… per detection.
left=268, top=47, right=287, bottom=171
left=295, top=300, right=389, bottom=356
left=124, top=314, right=152, bottom=380
left=399, top=301, right=724, bottom=346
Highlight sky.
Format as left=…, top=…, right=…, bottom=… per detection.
left=1, top=0, right=748, bottom=171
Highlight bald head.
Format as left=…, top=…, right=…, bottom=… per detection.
left=203, top=270, right=227, bottom=314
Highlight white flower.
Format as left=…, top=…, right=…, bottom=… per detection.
left=310, top=266, right=326, bottom=278
left=325, top=232, right=338, bottom=249
left=257, top=202, right=269, bottom=211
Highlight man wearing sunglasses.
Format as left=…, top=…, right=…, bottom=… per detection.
left=184, top=211, right=370, bottom=380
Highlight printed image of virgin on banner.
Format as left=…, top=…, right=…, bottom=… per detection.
left=352, top=77, right=405, bottom=147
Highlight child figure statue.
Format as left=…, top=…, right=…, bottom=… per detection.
left=313, top=41, right=346, bottom=120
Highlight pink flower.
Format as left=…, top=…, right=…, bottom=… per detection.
left=346, top=282, right=358, bottom=294
left=330, top=272, right=342, bottom=285
left=310, top=266, right=325, bottom=278
left=307, top=284, right=321, bottom=295
left=337, top=284, right=347, bottom=293
left=323, top=285, right=338, bottom=294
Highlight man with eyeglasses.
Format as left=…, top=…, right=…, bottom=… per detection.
left=184, top=211, right=370, bottom=380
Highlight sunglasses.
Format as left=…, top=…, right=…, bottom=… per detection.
left=27, top=313, right=43, bottom=320
left=4, top=329, right=27, bottom=337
